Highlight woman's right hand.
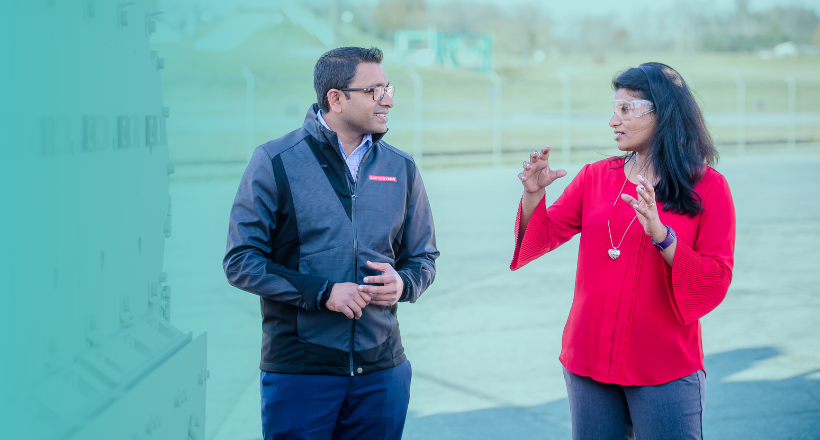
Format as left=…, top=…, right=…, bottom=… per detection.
left=518, top=147, right=567, bottom=193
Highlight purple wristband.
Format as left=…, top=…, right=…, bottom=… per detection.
left=651, top=225, right=676, bottom=251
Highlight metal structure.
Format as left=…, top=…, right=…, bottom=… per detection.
left=395, top=29, right=493, bottom=72
left=0, top=2, right=207, bottom=439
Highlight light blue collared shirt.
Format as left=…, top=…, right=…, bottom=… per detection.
left=317, top=110, right=372, bottom=182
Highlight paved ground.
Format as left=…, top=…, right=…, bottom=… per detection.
left=164, top=153, right=820, bottom=440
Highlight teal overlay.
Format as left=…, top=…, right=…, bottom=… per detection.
left=1, top=1, right=206, bottom=439
left=1, top=1, right=818, bottom=439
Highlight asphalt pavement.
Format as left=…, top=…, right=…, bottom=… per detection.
left=165, top=152, right=820, bottom=440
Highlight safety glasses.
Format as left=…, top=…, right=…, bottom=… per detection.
left=612, top=99, right=655, bottom=122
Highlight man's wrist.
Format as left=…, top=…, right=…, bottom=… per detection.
left=397, top=272, right=409, bottom=302
left=320, top=282, right=335, bottom=309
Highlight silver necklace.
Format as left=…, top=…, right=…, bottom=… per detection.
left=607, top=154, right=639, bottom=260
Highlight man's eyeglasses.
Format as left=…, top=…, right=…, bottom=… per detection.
left=340, top=85, right=395, bottom=102
left=612, top=99, right=655, bottom=122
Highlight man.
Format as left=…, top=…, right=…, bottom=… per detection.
left=223, top=46, right=438, bottom=440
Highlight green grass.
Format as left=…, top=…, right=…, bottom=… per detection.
left=154, top=14, right=820, bottom=170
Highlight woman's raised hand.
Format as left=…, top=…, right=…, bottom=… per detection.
left=620, top=174, right=667, bottom=242
left=518, top=147, right=567, bottom=193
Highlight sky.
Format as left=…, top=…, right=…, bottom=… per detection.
left=167, top=0, right=820, bottom=16
left=413, top=0, right=820, bottom=17
left=156, top=0, right=820, bottom=38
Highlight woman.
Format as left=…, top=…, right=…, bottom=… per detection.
left=511, top=62, right=735, bottom=439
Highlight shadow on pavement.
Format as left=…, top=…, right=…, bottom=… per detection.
left=404, top=399, right=571, bottom=440
left=404, top=347, right=820, bottom=440
left=704, top=347, right=820, bottom=440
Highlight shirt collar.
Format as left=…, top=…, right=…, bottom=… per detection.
left=316, top=110, right=372, bottom=158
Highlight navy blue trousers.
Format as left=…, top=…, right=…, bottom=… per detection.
left=261, top=360, right=412, bottom=440
left=564, top=367, right=706, bottom=440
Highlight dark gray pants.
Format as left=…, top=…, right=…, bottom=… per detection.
left=563, top=367, right=705, bottom=440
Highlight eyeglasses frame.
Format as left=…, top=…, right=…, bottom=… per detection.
left=339, top=85, right=395, bottom=102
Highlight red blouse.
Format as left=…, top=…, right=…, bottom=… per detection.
left=511, top=158, right=735, bottom=386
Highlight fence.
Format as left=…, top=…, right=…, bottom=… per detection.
left=164, top=68, right=820, bottom=169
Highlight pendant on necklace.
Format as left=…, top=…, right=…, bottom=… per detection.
left=608, top=249, right=621, bottom=260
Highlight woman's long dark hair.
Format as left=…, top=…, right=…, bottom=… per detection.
left=612, top=62, right=717, bottom=217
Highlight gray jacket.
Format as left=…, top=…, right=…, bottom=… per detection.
left=223, top=104, right=438, bottom=376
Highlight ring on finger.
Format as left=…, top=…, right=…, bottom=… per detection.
left=647, top=202, right=656, bottom=207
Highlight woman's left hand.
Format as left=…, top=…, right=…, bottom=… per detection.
left=620, top=175, right=667, bottom=243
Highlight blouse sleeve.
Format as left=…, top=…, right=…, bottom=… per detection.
left=510, top=165, right=588, bottom=270
left=664, top=173, right=736, bottom=325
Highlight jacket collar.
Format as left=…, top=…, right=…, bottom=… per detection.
left=303, top=103, right=387, bottom=149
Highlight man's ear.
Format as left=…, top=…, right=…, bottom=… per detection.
left=327, top=90, right=345, bottom=114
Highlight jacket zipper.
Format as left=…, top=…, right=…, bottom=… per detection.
left=347, top=146, right=374, bottom=376
left=350, top=180, right=357, bottom=377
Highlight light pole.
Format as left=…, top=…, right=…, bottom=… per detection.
left=488, top=70, right=503, bottom=167
left=407, top=67, right=424, bottom=169
left=784, top=74, right=796, bottom=150
left=557, top=71, right=571, bottom=165
left=240, top=65, right=255, bottom=162
left=733, top=73, right=745, bottom=154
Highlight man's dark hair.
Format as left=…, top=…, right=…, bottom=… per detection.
left=611, top=62, right=718, bottom=217
left=314, top=47, right=383, bottom=112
